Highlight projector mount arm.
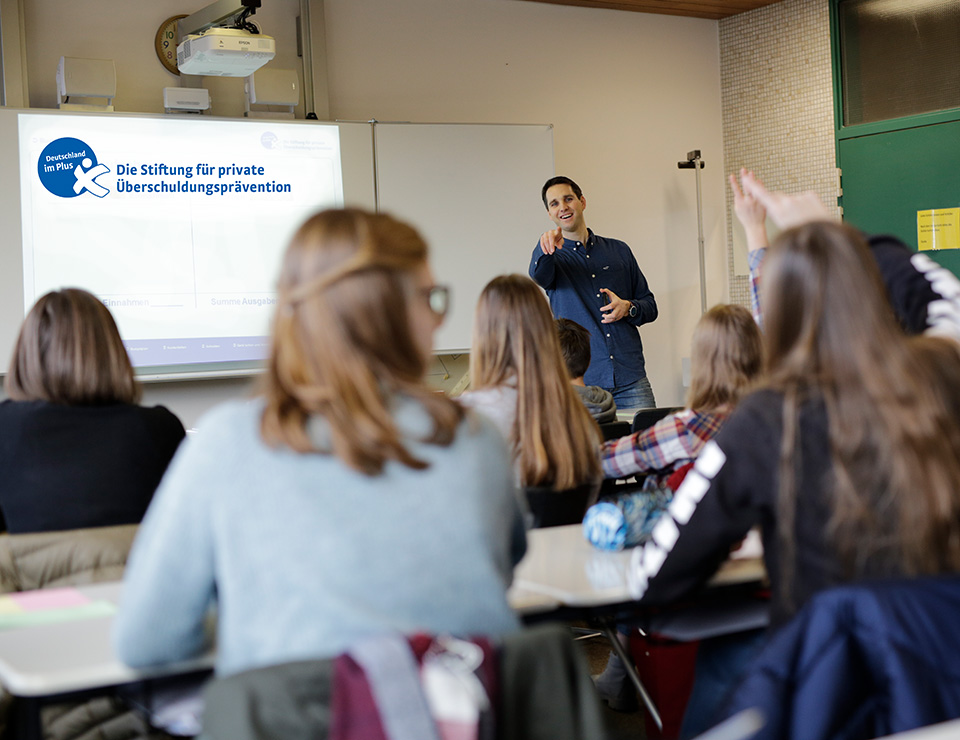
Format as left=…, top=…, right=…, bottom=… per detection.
left=178, top=0, right=262, bottom=40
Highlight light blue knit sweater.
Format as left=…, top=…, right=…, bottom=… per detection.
left=113, top=396, right=525, bottom=676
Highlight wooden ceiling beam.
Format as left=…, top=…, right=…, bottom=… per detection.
left=518, top=0, right=783, bottom=21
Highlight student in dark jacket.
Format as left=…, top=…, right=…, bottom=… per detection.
left=630, top=222, right=960, bottom=735
left=555, top=318, right=617, bottom=424
left=0, top=288, right=185, bottom=533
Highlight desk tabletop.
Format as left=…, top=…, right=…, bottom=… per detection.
left=0, top=582, right=213, bottom=697
left=511, top=524, right=766, bottom=608
left=0, top=528, right=764, bottom=699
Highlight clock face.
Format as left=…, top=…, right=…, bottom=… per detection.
left=155, top=15, right=188, bottom=75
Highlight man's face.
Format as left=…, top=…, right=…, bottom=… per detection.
left=545, top=184, right=586, bottom=233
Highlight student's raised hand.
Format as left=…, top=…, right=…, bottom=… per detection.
left=729, top=169, right=769, bottom=254
left=600, top=288, right=631, bottom=323
left=539, top=228, right=564, bottom=255
left=740, top=170, right=835, bottom=230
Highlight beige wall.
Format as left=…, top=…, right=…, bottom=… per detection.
left=322, top=0, right=728, bottom=406
left=22, top=0, right=306, bottom=117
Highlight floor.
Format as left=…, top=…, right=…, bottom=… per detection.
left=580, top=632, right=648, bottom=740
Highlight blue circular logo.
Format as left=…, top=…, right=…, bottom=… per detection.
left=260, top=132, right=278, bottom=150
left=37, top=137, right=109, bottom=198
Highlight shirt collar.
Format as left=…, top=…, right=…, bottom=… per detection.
left=565, top=228, right=594, bottom=251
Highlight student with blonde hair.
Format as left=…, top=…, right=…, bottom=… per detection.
left=0, top=288, right=184, bottom=533
left=115, top=209, right=526, bottom=676
left=592, top=303, right=762, bottom=713
left=460, top=273, right=602, bottom=491
left=602, top=303, right=762, bottom=486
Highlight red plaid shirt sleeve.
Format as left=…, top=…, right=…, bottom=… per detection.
left=600, top=409, right=727, bottom=480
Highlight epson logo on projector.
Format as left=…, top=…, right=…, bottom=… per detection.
left=37, top=137, right=111, bottom=199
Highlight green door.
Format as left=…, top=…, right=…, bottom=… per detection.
left=832, top=0, right=960, bottom=275
left=838, top=114, right=960, bottom=276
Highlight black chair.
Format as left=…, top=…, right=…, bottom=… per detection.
left=598, top=474, right=648, bottom=500
left=631, top=406, right=683, bottom=434
left=523, top=483, right=596, bottom=529
left=599, top=420, right=631, bottom=441
left=202, top=624, right=607, bottom=740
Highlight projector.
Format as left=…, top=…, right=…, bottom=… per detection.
left=177, top=28, right=275, bottom=77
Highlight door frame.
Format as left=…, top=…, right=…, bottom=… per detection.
left=830, top=0, right=960, bottom=185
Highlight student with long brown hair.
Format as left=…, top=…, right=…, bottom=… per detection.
left=601, top=303, right=762, bottom=487
left=460, top=273, right=602, bottom=491
left=115, top=209, right=526, bottom=676
left=591, top=303, right=762, bottom=714
left=630, top=221, right=960, bottom=735
left=0, top=288, right=185, bottom=533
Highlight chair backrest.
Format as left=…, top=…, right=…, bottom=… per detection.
left=203, top=624, right=606, bottom=740
left=0, top=524, right=142, bottom=739
left=0, top=523, right=138, bottom=593
left=599, top=420, right=631, bottom=441
left=631, top=407, right=684, bottom=434
left=523, top=483, right=595, bottom=528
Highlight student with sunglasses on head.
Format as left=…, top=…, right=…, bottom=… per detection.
left=115, top=209, right=526, bottom=676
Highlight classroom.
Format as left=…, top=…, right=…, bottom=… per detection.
left=1, top=1, right=958, bottom=739
left=0, top=0, right=838, bottom=425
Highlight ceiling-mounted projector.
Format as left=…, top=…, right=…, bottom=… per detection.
left=177, top=28, right=275, bottom=77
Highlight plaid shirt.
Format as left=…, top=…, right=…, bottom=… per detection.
left=748, top=247, right=766, bottom=330
left=600, top=408, right=729, bottom=485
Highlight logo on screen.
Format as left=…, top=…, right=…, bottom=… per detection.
left=37, top=137, right=111, bottom=199
left=260, top=132, right=278, bottom=150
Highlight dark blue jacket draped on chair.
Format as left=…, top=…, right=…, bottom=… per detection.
left=721, top=576, right=960, bottom=740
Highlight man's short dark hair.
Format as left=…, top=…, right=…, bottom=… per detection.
left=555, top=318, right=591, bottom=379
left=541, top=176, right=583, bottom=209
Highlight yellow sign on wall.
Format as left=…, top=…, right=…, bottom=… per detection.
left=918, top=208, right=960, bottom=251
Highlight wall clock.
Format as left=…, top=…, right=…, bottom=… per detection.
left=155, top=15, right=188, bottom=75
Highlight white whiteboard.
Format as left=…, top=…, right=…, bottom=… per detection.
left=374, top=123, right=554, bottom=352
left=0, top=114, right=552, bottom=377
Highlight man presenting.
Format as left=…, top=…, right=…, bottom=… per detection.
left=529, top=176, right=658, bottom=411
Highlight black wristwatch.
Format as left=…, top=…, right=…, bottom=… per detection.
left=628, top=303, right=638, bottom=319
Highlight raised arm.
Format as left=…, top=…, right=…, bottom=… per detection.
left=729, top=169, right=769, bottom=254
left=739, top=170, right=836, bottom=230
left=733, top=168, right=837, bottom=329
left=731, top=170, right=770, bottom=328
left=747, top=249, right=767, bottom=330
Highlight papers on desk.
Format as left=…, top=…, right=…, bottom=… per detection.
left=0, top=588, right=116, bottom=630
